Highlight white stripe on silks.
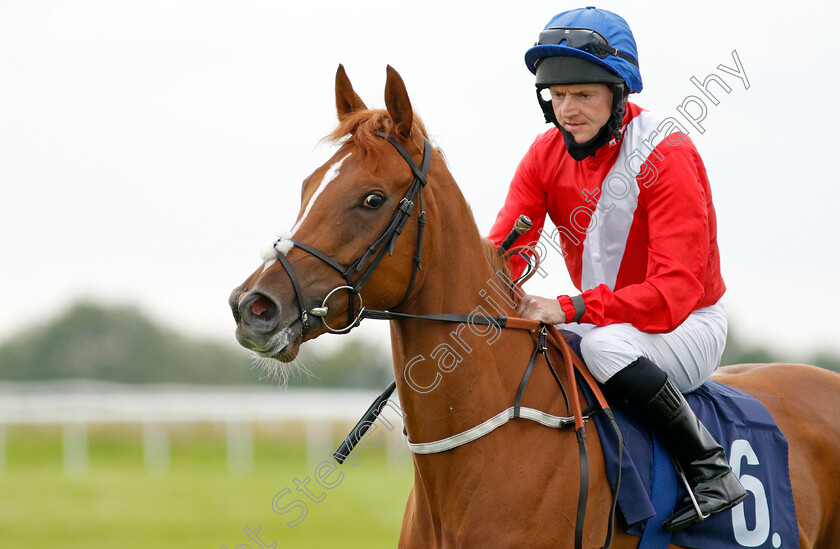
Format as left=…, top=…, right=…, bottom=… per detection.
left=404, top=406, right=576, bottom=454
left=580, top=111, right=672, bottom=291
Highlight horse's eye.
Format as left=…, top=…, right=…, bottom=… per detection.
left=362, top=193, right=385, bottom=209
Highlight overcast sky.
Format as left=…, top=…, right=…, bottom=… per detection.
left=2, top=0, right=838, bottom=359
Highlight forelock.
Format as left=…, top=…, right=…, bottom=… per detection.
left=324, top=109, right=429, bottom=157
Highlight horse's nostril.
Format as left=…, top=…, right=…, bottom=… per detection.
left=238, top=292, right=281, bottom=333
left=250, top=295, right=275, bottom=319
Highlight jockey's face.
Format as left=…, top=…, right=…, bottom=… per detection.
left=549, top=83, right=613, bottom=143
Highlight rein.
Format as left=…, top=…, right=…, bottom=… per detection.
left=274, top=131, right=622, bottom=549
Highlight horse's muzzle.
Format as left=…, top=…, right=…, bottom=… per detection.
left=229, top=289, right=290, bottom=355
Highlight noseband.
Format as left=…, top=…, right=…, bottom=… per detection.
left=272, top=132, right=431, bottom=334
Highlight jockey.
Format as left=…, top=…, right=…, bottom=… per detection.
left=488, top=7, right=748, bottom=532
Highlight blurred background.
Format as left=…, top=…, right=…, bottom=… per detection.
left=1, top=0, right=838, bottom=547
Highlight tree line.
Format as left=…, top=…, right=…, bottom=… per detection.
left=0, top=301, right=836, bottom=387
left=0, top=301, right=391, bottom=387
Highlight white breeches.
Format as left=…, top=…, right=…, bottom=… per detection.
left=561, top=303, right=728, bottom=393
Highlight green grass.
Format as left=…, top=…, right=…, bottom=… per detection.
left=0, top=424, right=414, bottom=548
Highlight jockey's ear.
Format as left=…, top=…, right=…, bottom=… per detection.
left=335, top=64, right=367, bottom=120
left=384, top=65, right=414, bottom=142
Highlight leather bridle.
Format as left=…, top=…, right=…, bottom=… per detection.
left=272, top=132, right=431, bottom=335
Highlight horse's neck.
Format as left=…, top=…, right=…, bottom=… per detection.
left=387, top=191, right=531, bottom=447
left=388, top=247, right=591, bottom=530
left=385, top=176, right=598, bottom=538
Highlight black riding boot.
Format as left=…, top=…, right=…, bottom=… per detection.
left=605, top=357, right=748, bottom=533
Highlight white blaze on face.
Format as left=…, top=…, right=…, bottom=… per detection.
left=290, top=152, right=352, bottom=237
left=259, top=152, right=352, bottom=268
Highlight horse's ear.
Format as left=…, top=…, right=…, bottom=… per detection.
left=384, top=65, right=413, bottom=141
left=335, top=64, right=367, bottom=120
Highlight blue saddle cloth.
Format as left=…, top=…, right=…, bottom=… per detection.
left=566, top=340, right=799, bottom=549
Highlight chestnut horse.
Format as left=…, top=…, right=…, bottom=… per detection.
left=229, top=65, right=840, bottom=548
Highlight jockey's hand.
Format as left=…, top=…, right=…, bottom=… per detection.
left=517, top=294, right=567, bottom=325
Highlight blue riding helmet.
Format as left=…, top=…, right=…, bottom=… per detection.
left=525, top=6, right=643, bottom=94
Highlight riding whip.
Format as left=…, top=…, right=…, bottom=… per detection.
left=497, top=215, right=533, bottom=255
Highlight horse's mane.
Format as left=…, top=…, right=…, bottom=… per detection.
left=481, top=238, right=512, bottom=279
left=325, top=109, right=511, bottom=279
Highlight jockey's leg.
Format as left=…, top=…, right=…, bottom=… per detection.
left=605, top=357, right=748, bottom=532
left=577, top=304, right=747, bottom=532
left=574, top=303, right=728, bottom=392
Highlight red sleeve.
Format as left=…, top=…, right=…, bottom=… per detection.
left=488, top=138, right=550, bottom=279
left=576, top=141, right=710, bottom=333
left=557, top=295, right=577, bottom=322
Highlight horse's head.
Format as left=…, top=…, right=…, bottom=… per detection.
left=230, top=65, right=443, bottom=363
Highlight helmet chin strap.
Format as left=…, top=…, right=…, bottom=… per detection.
left=536, top=83, right=628, bottom=161
left=559, top=121, right=612, bottom=161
